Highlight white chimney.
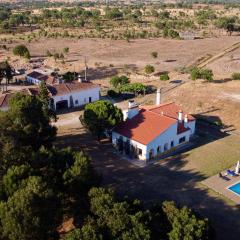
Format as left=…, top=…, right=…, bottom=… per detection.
left=184, top=114, right=188, bottom=127
left=126, top=100, right=139, bottom=119
left=178, top=110, right=183, bottom=122
left=156, top=88, right=161, bottom=106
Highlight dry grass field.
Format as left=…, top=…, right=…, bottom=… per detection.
left=1, top=35, right=240, bottom=130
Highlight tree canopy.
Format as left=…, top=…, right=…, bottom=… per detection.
left=80, top=100, right=123, bottom=140
left=13, top=44, right=30, bottom=59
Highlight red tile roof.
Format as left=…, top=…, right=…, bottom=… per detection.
left=114, top=102, right=195, bottom=145
left=114, top=109, right=176, bottom=145
left=0, top=89, right=31, bottom=108
left=48, top=82, right=99, bottom=96
left=147, top=102, right=195, bottom=121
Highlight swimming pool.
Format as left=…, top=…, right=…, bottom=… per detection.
left=228, top=182, right=240, bottom=196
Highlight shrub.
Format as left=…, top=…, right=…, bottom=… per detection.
left=145, top=65, right=155, bottom=74
left=13, top=45, right=30, bottom=59
left=232, top=72, right=240, bottom=80
left=190, top=67, right=213, bottom=81
left=151, top=52, right=158, bottom=58
left=160, top=73, right=170, bottom=81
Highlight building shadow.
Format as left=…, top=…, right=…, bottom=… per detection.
left=54, top=127, right=240, bottom=240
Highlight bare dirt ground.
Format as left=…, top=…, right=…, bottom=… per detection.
left=2, top=35, right=240, bottom=130
left=55, top=113, right=240, bottom=240
left=1, top=36, right=239, bottom=75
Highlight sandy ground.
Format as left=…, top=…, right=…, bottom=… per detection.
left=1, top=36, right=240, bottom=74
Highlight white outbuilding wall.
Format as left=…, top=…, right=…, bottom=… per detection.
left=52, top=86, right=100, bottom=110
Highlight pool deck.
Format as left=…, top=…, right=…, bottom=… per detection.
left=202, top=169, right=240, bottom=204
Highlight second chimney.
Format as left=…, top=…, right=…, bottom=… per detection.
left=178, top=110, right=183, bottom=122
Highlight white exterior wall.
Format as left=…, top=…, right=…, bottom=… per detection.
left=26, top=76, right=41, bottom=85
left=112, top=120, right=196, bottom=161
left=53, top=87, right=100, bottom=110
left=112, top=131, right=147, bottom=160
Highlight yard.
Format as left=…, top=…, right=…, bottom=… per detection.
left=54, top=110, right=240, bottom=240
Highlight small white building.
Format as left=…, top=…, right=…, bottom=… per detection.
left=46, top=82, right=100, bottom=110
left=0, top=82, right=100, bottom=112
left=112, top=91, right=196, bottom=162
left=26, top=71, right=56, bottom=85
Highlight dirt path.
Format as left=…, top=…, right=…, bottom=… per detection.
left=196, top=41, right=240, bottom=68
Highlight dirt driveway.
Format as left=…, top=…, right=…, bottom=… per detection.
left=55, top=113, right=240, bottom=240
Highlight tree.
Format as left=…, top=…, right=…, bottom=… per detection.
left=160, top=73, right=170, bottom=81
left=110, top=75, right=130, bottom=89
left=80, top=100, right=123, bottom=140
left=0, top=94, right=57, bottom=168
left=145, top=65, right=155, bottom=74
left=0, top=176, right=59, bottom=240
left=215, top=16, right=238, bottom=35
left=119, top=83, right=147, bottom=96
left=2, top=164, right=32, bottom=197
left=63, top=151, right=100, bottom=194
left=38, top=82, right=57, bottom=121
left=190, top=67, right=213, bottom=81
left=151, top=52, right=158, bottom=58
left=0, top=61, right=12, bottom=85
left=13, top=44, right=30, bottom=59
left=232, top=72, right=240, bottom=80
left=162, top=201, right=209, bottom=240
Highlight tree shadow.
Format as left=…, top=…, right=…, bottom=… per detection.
left=54, top=126, right=240, bottom=240
left=79, top=66, right=118, bottom=81
left=212, top=78, right=233, bottom=84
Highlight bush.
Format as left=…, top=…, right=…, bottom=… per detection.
left=151, top=52, right=158, bottom=58
left=13, top=45, right=30, bottom=59
left=232, top=72, right=240, bottom=80
left=160, top=73, right=170, bottom=81
left=190, top=67, right=213, bottom=81
left=145, top=65, right=155, bottom=74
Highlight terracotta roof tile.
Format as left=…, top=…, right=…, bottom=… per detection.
left=114, top=109, right=176, bottom=145
left=48, top=82, right=99, bottom=96
left=148, top=102, right=195, bottom=121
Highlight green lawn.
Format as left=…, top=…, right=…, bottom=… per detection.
left=184, top=135, right=240, bottom=177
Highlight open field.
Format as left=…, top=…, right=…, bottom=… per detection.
left=55, top=110, right=240, bottom=240
left=1, top=36, right=239, bottom=75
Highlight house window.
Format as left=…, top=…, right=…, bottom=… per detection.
left=171, top=141, right=174, bottom=148
left=138, top=148, right=142, bottom=156
left=157, top=146, right=161, bottom=153
left=164, top=143, right=168, bottom=151
left=149, top=149, right=154, bottom=159
left=179, top=137, right=186, bottom=144
left=75, top=100, right=79, bottom=105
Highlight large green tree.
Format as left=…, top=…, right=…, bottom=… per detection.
left=80, top=100, right=123, bottom=140
left=0, top=176, right=59, bottom=240
left=0, top=94, right=57, bottom=168
left=13, top=44, right=30, bottom=59
left=0, top=61, right=12, bottom=85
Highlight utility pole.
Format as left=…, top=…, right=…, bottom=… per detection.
left=84, top=56, right=88, bottom=82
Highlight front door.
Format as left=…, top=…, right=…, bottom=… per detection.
left=89, top=97, right=92, bottom=103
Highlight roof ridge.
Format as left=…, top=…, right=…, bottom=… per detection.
left=148, top=102, right=175, bottom=111
left=148, top=108, right=177, bottom=122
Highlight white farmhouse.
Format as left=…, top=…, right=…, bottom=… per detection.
left=112, top=91, right=196, bottom=162
left=26, top=71, right=56, bottom=85
left=0, top=82, right=100, bottom=112
left=46, top=82, right=100, bottom=110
